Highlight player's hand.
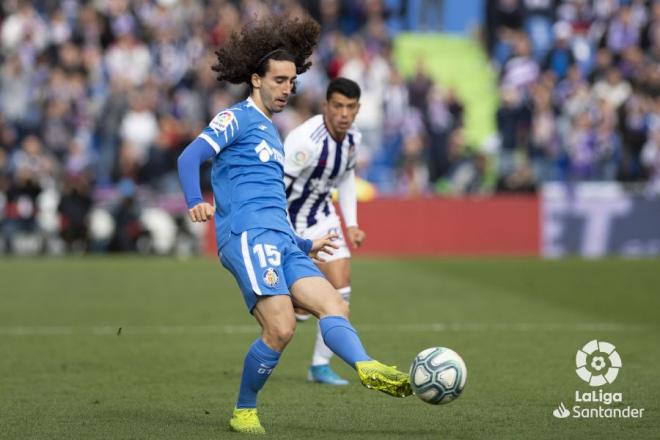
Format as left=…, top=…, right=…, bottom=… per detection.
left=346, top=226, right=366, bottom=248
left=188, top=202, right=215, bottom=222
left=309, top=232, right=339, bottom=263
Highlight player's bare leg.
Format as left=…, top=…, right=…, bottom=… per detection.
left=307, top=258, right=352, bottom=385
left=252, top=295, right=297, bottom=352
left=316, top=257, right=351, bottom=289
left=290, top=276, right=412, bottom=397
left=289, top=276, right=348, bottom=319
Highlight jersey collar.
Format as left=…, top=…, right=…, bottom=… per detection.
left=247, top=97, right=272, bottom=122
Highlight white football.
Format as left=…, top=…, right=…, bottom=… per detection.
left=410, top=347, right=467, bottom=405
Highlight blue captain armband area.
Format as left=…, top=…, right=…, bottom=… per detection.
left=295, top=235, right=313, bottom=255
left=177, top=137, right=217, bottom=209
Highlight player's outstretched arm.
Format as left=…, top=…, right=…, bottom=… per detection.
left=337, top=169, right=364, bottom=247
left=177, top=137, right=216, bottom=222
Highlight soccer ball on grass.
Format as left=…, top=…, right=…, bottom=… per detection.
left=410, top=347, right=467, bottom=405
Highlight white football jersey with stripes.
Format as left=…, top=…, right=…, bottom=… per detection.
left=284, top=114, right=361, bottom=233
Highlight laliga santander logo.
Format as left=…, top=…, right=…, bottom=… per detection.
left=575, top=340, right=622, bottom=387
left=552, top=340, right=644, bottom=419
left=552, top=402, right=571, bottom=419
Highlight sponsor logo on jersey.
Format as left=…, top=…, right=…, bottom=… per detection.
left=255, top=140, right=284, bottom=165
left=263, top=268, right=279, bottom=287
left=210, top=111, right=234, bottom=135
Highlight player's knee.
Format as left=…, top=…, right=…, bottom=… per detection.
left=264, top=323, right=296, bottom=349
left=329, top=295, right=349, bottom=318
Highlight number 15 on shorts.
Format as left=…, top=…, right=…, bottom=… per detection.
left=253, top=244, right=281, bottom=267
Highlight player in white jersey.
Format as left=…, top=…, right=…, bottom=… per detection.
left=284, top=78, right=366, bottom=385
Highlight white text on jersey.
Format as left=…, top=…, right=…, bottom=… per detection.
left=255, top=140, right=284, bottom=165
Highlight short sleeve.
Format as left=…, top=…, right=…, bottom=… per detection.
left=198, top=109, right=244, bottom=154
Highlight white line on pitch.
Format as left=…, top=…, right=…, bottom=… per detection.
left=0, top=322, right=652, bottom=336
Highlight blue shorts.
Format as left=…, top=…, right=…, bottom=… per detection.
left=219, top=228, right=323, bottom=312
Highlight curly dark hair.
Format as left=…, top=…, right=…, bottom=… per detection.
left=212, top=14, right=321, bottom=86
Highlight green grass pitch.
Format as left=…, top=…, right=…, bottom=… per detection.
left=1, top=257, right=658, bottom=439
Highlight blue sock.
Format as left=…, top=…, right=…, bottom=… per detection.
left=235, top=338, right=281, bottom=409
left=319, top=316, right=371, bottom=368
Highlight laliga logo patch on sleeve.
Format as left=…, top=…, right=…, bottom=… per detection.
left=293, top=151, right=307, bottom=166
left=210, top=111, right=235, bottom=135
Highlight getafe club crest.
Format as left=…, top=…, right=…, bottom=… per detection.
left=263, top=268, right=279, bottom=287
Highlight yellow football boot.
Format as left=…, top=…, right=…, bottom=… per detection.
left=355, top=360, right=413, bottom=398
left=229, top=408, right=266, bottom=435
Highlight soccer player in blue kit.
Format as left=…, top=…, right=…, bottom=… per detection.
left=177, top=15, right=411, bottom=435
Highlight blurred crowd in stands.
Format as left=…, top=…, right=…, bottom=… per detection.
left=0, top=0, right=659, bottom=255
left=487, top=0, right=660, bottom=193
left=0, top=0, right=446, bottom=254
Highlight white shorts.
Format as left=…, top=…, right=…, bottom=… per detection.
left=297, top=214, right=350, bottom=262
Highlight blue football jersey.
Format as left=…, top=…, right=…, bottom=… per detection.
left=197, top=97, right=292, bottom=248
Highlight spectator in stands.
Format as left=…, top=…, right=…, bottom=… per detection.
left=58, top=175, right=93, bottom=253
left=2, top=167, right=42, bottom=253
left=618, top=91, right=650, bottom=180
left=396, top=138, right=426, bottom=195
left=109, top=179, right=145, bottom=252
left=119, top=90, right=159, bottom=170
left=588, top=47, right=615, bottom=83
left=496, top=162, right=537, bottom=193
left=543, top=21, right=575, bottom=80
left=104, top=16, right=152, bottom=86
left=426, top=86, right=464, bottom=185
left=437, top=128, right=486, bottom=195
left=9, top=135, right=56, bottom=187
left=501, top=32, right=540, bottom=94
left=594, top=100, right=622, bottom=181
left=1, top=2, right=48, bottom=56
left=486, top=0, right=524, bottom=66
left=606, top=4, right=642, bottom=55
left=641, top=123, right=660, bottom=192
left=497, top=85, right=531, bottom=176
left=0, top=54, right=34, bottom=131
left=407, top=59, right=434, bottom=113
left=593, top=67, right=632, bottom=110
left=139, top=116, right=184, bottom=193
left=523, top=0, right=556, bottom=61
left=529, top=83, right=560, bottom=181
